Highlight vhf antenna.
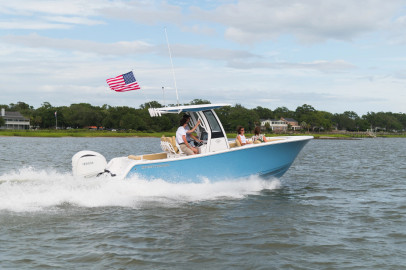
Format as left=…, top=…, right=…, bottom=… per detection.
left=164, top=27, right=180, bottom=106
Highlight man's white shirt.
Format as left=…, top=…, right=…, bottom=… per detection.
left=176, top=126, right=187, bottom=144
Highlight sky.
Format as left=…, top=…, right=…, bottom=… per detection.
left=1, top=0, right=405, bottom=115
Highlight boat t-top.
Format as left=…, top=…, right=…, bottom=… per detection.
left=72, top=103, right=313, bottom=182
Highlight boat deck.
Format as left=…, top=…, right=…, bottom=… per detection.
left=127, top=136, right=286, bottom=162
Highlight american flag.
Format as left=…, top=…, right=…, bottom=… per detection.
left=106, top=71, right=141, bottom=92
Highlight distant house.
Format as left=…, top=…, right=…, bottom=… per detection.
left=0, top=108, right=30, bottom=130
left=281, top=117, right=301, bottom=131
left=261, top=119, right=288, bottom=132
left=261, top=117, right=301, bottom=132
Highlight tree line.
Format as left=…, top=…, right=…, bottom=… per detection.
left=1, top=100, right=406, bottom=133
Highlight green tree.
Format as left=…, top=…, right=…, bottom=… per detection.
left=9, top=101, right=34, bottom=116
left=315, top=111, right=334, bottom=131
left=294, top=104, right=316, bottom=123
left=363, top=112, right=403, bottom=131
left=140, top=101, right=162, bottom=109
left=4, top=99, right=404, bottom=133
left=253, top=106, right=274, bottom=120
left=31, top=115, right=42, bottom=128
left=64, top=103, right=104, bottom=128
left=334, top=113, right=356, bottom=131
left=227, top=104, right=259, bottom=133
left=344, top=111, right=359, bottom=120
left=334, top=111, right=369, bottom=131
left=355, top=118, right=370, bottom=131
left=121, top=113, right=138, bottom=130
left=188, top=99, right=211, bottom=105
left=294, top=105, right=334, bottom=131
left=264, top=122, right=272, bottom=132
left=33, top=102, right=55, bottom=128
left=393, top=113, right=406, bottom=130
left=215, top=106, right=233, bottom=132
left=274, top=106, right=294, bottom=118
left=300, top=121, right=310, bottom=132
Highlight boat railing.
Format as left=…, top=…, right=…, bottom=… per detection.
left=160, top=135, right=185, bottom=157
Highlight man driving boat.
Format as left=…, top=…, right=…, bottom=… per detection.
left=176, top=116, right=201, bottom=155
left=182, top=114, right=203, bottom=147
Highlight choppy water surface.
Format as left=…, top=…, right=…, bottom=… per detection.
left=0, top=137, right=405, bottom=269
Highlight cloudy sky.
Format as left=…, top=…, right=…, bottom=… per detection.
left=1, top=0, right=405, bottom=115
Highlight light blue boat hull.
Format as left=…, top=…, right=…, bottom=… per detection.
left=126, top=137, right=311, bottom=182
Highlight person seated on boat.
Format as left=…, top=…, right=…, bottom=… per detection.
left=182, top=114, right=203, bottom=147
left=176, top=117, right=201, bottom=155
left=236, top=126, right=252, bottom=146
left=251, top=126, right=268, bottom=143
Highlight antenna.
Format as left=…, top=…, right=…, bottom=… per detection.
left=164, top=27, right=180, bottom=106
left=162, top=86, right=165, bottom=107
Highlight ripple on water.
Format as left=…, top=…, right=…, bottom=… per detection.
left=0, top=137, right=405, bottom=269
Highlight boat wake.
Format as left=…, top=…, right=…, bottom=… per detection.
left=0, top=167, right=281, bottom=212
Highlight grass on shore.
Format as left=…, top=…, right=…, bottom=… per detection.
left=1, top=129, right=405, bottom=138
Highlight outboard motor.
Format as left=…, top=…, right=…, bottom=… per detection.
left=72, top=151, right=107, bottom=178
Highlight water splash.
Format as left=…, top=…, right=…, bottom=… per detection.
left=0, top=167, right=281, bottom=212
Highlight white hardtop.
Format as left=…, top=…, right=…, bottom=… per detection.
left=148, top=103, right=230, bottom=117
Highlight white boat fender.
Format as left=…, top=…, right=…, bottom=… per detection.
left=72, top=150, right=108, bottom=178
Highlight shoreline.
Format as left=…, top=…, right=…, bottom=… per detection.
left=316, top=136, right=362, bottom=140
left=1, top=130, right=405, bottom=139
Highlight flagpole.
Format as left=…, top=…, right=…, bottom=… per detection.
left=164, top=28, right=180, bottom=106
left=55, top=111, right=57, bottom=130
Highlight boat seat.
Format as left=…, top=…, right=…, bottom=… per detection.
left=267, top=138, right=283, bottom=142
left=233, top=136, right=259, bottom=147
left=128, top=155, right=143, bottom=160
left=235, top=136, right=242, bottom=147
left=161, top=135, right=184, bottom=156
left=128, top=153, right=168, bottom=161
left=229, top=141, right=238, bottom=148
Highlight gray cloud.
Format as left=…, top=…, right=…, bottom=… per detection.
left=1, top=34, right=155, bottom=55
left=0, top=1, right=110, bottom=30
left=227, top=59, right=356, bottom=73
left=165, top=44, right=259, bottom=61
left=1, top=0, right=403, bottom=46
left=97, top=1, right=184, bottom=25
left=1, top=0, right=404, bottom=115
left=1, top=34, right=259, bottom=62
left=0, top=20, right=71, bottom=30
left=0, top=1, right=102, bottom=16
left=192, top=0, right=403, bottom=44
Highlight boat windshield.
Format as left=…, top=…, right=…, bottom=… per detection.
left=203, top=110, right=224, bottom=138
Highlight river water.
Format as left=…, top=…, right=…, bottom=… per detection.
left=0, top=137, right=405, bottom=269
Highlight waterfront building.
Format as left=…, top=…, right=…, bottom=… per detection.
left=261, top=117, right=301, bottom=132
left=0, top=108, right=30, bottom=130
left=261, top=119, right=288, bottom=132
left=281, top=117, right=301, bottom=131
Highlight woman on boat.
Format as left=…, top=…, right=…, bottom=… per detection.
left=251, top=126, right=268, bottom=143
left=236, top=126, right=252, bottom=146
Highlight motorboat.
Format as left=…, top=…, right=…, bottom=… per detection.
left=72, top=104, right=313, bottom=182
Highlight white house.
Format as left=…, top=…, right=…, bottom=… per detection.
left=0, top=108, right=30, bottom=130
left=281, top=117, right=301, bottom=131
left=261, top=119, right=288, bottom=132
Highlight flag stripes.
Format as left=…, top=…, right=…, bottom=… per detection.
left=106, top=71, right=141, bottom=92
